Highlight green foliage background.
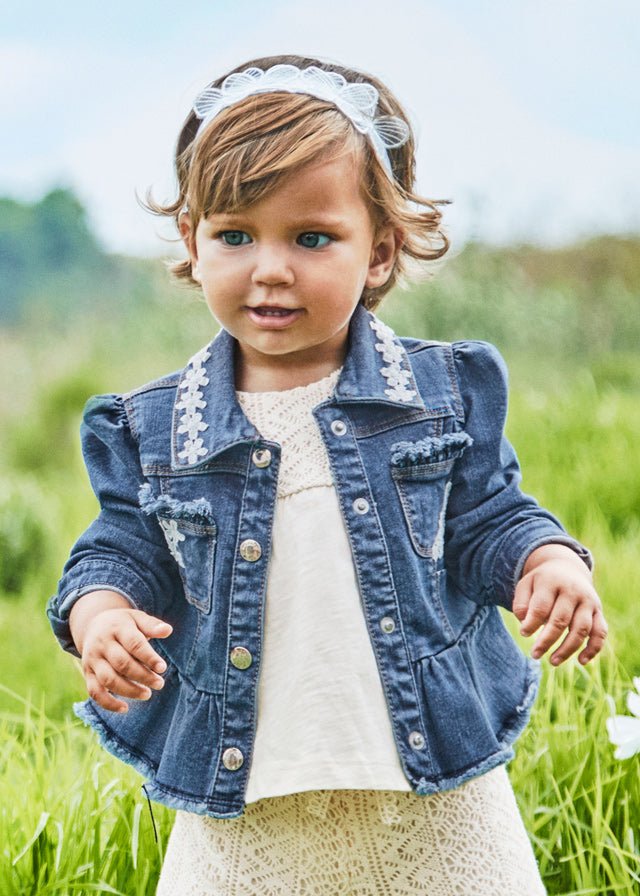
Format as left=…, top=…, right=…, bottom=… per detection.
left=1, top=190, right=639, bottom=893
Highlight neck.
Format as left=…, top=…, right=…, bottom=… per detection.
left=233, top=346, right=345, bottom=393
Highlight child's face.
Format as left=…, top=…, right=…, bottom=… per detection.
left=181, top=154, right=400, bottom=388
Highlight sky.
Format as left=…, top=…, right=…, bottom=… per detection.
left=2, top=0, right=639, bottom=258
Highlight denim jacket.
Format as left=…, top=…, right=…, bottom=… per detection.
left=47, top=302, right=591, bottom=819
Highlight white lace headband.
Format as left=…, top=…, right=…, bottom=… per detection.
left=191, top=64, right=410, bottom=178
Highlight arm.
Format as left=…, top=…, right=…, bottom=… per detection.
left=513, top=543, right=608, bottom=665
left=47, top=393, right=182, bottom=658
left=443, top=341, right=592, bottom=611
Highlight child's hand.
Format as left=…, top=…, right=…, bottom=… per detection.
left=512, top=544, right=607, bottom=666
left=74, top=598, right=173, bottom=713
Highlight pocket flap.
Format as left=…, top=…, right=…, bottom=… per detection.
left=390, top=432, right=473, bottom=470
left=138, top=483, right=216, bottom=531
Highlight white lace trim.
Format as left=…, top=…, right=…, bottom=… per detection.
left=236, top=368, right=342, bottom=498
left=369, top=316, right=417, bottom=403
left=176, top=346, right=211, bottom=465
left=158, top=518, right=185, bottom=567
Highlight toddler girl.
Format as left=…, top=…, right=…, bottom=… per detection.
left=47, top=54, right=607, bottom=895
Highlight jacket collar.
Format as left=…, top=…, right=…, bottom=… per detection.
left=171, top=302, right=425, bottom=469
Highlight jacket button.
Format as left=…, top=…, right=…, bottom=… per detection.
left=353, top=497, right=369, bottom=514
left=252, top=448, right=271, bottom=468
left=330, top=419, right=347, bottom=436
left=240, top=539, right=262, bottom=561
left=222, top=747, right=244, bottom=770
left=409, top=731, right=425, bottom=750
left=380, top=616, right=395, bottom=633
left=230, top=646, right=253, bottom=669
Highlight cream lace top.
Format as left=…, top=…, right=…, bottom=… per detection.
left=235, top=366, right=413, bottom=810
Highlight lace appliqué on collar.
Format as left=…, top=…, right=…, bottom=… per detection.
left=369, top=317, right=417, bottom=403
left=176, top=346, right=211, bottom=465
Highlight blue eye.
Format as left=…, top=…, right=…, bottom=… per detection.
left=297, top=233, right=331, bottom=249
left=220, top=231, right=251, bottom=246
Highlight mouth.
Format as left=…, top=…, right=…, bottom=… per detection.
left=246, top=305, right=303, bottom=329
left=249, top=305, right=298, bottom=316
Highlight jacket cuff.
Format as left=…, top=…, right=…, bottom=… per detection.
left=490, top=523, right=594, bottom=611
left=47, top=560, right=152, bottom=657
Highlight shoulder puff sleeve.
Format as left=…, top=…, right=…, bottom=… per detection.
left=443, top=340, right=593, bottom=612
left=46, top=393, right=181, bottom=657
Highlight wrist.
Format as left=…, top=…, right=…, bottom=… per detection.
left=69, top=590, right=132, bottom=655
left=522, top=543, right=592, bottom=578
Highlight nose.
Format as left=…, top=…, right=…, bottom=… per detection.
left=250, top=243, right=294, bottom=287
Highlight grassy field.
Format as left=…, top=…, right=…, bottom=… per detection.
left=1, top=239, right=639, bottom=893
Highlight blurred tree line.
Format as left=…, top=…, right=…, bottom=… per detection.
left=0, top=187, right=178, bottom=325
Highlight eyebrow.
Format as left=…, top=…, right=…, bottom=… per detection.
left=208, top=213, right=348, bottom=230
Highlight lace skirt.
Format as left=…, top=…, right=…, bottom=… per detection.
left=155, top=764, right=546, bottom=895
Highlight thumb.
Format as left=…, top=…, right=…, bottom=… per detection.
left=130, top=610, right=173, bottom=639
left=511, top=577, right=531, bottom=623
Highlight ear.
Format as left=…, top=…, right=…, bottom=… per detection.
left=365, top=226, right=404, bottom=289
left=179, top=211, right=201, bottom=282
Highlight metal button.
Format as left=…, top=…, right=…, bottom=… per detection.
left=380, top=616, right=395, bottom=634
left=353, top=497, right=369, bottom=514
left=252, top=448, right=272, bottom=468
left=409, top=731, right=425, bottom=750
left=330, top=419, right=347, bottom=436
left=222, top=747, right=244, bottom=770
left=240, top=539, right=262, bottom=561
left=230, top=646, right=253, bottom=670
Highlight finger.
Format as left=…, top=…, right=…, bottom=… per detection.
left=92, top=658, right=154, bottom=701
left=577, top=608, right=609, bottom=665
left=519, top=585, right=557, bottom=638
left=529, top=595, right=575, bottom=658
left=117, top=617, right=170, bottom=675
left=547, top=605, right=595, bottom=665
left=130, top=610, right=173, bottom=641
left=105, top=642, right=166, bottom=690
left=85, top=674, right=131, bottom=713
left=512, top=575, right=533, bottom=623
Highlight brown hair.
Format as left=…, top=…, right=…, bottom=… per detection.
left=144, top=53, right=450, bottom=310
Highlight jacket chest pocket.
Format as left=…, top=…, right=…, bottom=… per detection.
left=156, top=515, right=216, bottom=613
left=390, top=432, right=472, bottom=560
left=139, top=483, right=217, bottom=613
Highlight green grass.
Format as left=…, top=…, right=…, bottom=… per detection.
left=2, top=652, right=639, bottom=893
left=0, top=687, right=173, bottom=895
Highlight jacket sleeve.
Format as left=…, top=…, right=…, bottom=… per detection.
left=46, top=393, right=181, bottom=657
left=443, top=340, right=592, bottom=611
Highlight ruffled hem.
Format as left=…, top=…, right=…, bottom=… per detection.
left=71, top=605, right=539, bottom=821
left=412, top=605, right=541, bottom=795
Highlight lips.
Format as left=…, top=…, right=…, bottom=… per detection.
left=250, top=305, right=298, bottom=315
left=246, top=306, right=303, bottom=329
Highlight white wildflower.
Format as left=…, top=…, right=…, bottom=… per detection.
left=606, top=677, right=640, bottom=760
